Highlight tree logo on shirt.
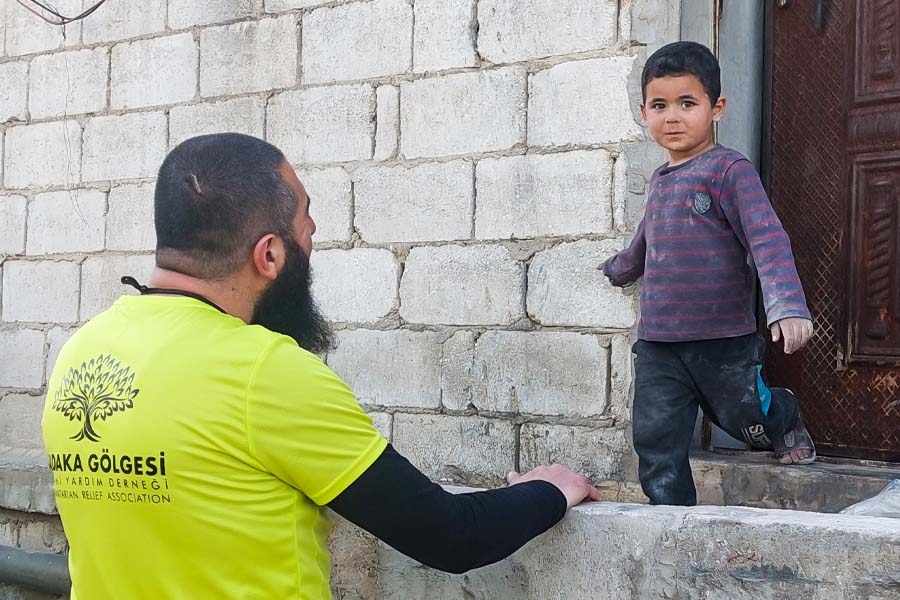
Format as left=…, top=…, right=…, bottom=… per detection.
left=52, top=355, right=140, bottom=442
left=693, top=192, right=712, bottom=214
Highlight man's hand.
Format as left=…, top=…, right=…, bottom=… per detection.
left=770, top=317, right=814, bottom=354
left=507, top=465, right=600, bottom=509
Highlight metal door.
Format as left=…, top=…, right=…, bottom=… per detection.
left=764, top=0, right=900, bottom=461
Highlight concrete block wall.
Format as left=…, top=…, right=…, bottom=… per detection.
left=0, top=0, right=675, bottom=497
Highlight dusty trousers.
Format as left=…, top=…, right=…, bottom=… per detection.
left=632, top=333, right=799, bottom=506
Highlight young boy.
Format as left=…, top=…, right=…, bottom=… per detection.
left=600, top=41, right=816, bottom=506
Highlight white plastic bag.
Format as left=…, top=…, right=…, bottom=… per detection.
left=840, top=479, right=900, bottom=518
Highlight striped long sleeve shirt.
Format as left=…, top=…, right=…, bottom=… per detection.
left=602, top=145, right=811, bottom=342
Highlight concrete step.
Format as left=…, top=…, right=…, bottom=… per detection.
left=693, top=450, right=900, bottom=513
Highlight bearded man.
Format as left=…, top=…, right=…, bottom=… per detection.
left=42, top=133, right=598, bottom=600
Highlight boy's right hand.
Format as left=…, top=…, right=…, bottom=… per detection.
left=598, top=261, right=638, bottom=290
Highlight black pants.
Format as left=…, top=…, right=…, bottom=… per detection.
left=632, top=333, right=799, bottom=506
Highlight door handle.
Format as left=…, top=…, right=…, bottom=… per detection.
left=776, top=0, right=827, bottom=34
left=816, top=0, right=827, bottom=33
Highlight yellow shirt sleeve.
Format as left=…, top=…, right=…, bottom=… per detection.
left=245, top=337, right=388, bottom=505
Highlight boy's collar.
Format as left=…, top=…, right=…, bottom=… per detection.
left=660, top=144, right=721, bottom=174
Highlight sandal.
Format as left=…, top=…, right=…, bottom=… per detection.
left=774, top=411, right=817, bottom=465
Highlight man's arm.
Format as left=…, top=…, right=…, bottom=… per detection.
left=247, top=342, right=597, bottom=573
left=598, top=217, right=647, bottom=287
left=329, top=445, right=597, bottom=574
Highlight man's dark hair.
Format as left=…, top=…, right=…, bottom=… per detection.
left=154, top=133, right=297, bottom=279
left=641, top=41, right=721, bottom=105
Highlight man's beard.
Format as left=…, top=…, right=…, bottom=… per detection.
left=251, top=238, right=334, bottom=355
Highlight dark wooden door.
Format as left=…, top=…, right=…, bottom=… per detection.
left=764, top=0, right=900, bottom=461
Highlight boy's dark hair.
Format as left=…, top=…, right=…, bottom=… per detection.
left=641, top=41, right=721, bottom=105
left=154, top=133, right=297, bottom=279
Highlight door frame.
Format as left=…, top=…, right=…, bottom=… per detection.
left=681, top=0, right=765, bottom=168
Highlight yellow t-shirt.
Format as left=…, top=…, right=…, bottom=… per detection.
left=42, top=295, right=387, bottom=600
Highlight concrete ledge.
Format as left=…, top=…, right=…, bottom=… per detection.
left=361, top=497, right=900, bottom=599
left=5, top=460, right=900, bottom=600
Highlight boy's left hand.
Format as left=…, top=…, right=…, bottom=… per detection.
left=770, top=318, right=814, bottom=354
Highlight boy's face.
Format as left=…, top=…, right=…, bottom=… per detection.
left=640, top=74, right=726, bottom=165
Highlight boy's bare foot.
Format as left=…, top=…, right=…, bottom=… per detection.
left=774, top=412, right=816, bottom=465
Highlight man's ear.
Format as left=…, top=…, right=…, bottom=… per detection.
left=639, top=103, right=648, bottom=123
left=712, top=96, right=727, bottom=122
left=251, top=234, right=284, bottom=282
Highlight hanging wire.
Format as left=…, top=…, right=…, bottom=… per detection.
left=14, top=0, right=109, bottom=25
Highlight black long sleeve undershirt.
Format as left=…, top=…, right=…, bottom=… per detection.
left=328, top=444, right=567, bottom=574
